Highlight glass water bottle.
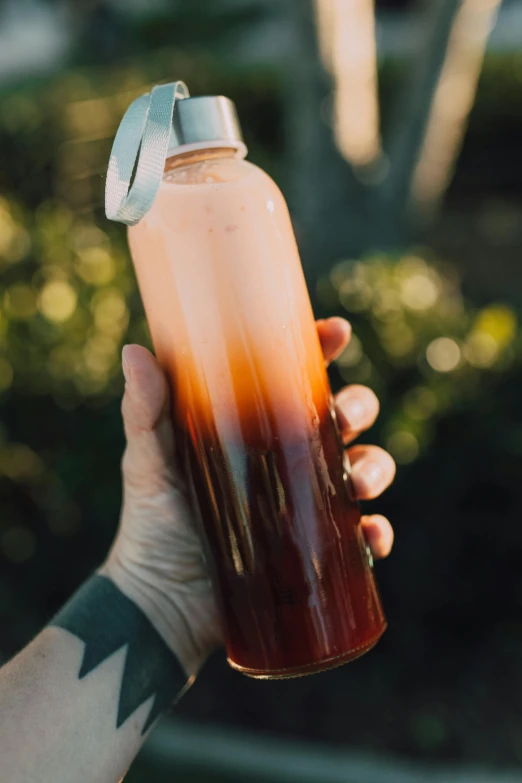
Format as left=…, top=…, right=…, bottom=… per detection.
left=127, top=95, right=386, bottom=678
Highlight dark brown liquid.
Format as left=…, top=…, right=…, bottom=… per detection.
left=180, top=399, right=386, bottom=678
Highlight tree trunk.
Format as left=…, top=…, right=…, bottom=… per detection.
left=284, top=0, right=368, bottom=282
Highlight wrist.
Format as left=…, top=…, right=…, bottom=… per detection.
left=49, top=573, right=192, bottom=734
left=99, top=554, right=215, bottom=677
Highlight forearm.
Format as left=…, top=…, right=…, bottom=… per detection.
left=0, top=574, right=192, bottom=783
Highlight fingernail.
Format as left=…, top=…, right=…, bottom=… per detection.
left=122, top=346, right=132, bottom=384
left=329, top=316, right=350, bottom=334
left=338, top=396, right=366, bottom=431
left=353, top=461, right=383, bottom=492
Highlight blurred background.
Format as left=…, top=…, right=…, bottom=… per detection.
left=1, top=0, right=522, bottom=780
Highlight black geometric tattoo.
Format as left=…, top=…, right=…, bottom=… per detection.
left=50, top=575, right=190, bottom=734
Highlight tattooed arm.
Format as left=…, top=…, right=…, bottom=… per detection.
left=0, top=343, right=218, bottom=783
left=0, top=320, right=395, bottom=783
left=0, top=578, right=193, bottom=783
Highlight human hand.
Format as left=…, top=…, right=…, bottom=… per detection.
left=101, top=317, right=395, bottom=676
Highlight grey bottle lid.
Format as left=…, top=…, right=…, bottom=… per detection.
left=167, top=95, right=246, bottom=158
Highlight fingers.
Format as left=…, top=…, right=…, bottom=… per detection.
left=318, top=319, right=393, bottom=554
left=121, top=345, right=177, bottom=491
left=121, top=344, right=169, bottom=435
left=317, top=317, right=351, bottom=365
left=318, top=317, right=380, bottom=442
left=348, top=444, right=396, bottom=501
left=335, top=384, right=379, bottom=445
left=361, top=514, right=394, bottom=559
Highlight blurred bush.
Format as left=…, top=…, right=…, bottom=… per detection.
left=319, top=253, right=519, bottom=465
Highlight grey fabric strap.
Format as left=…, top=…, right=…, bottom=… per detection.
left=105, top=80, right=189, bottom=226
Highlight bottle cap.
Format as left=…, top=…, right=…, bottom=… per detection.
left=168, top=95, right=245, bottom=157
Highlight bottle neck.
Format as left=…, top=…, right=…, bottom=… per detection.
left=164, top=146, right=240, bottom=173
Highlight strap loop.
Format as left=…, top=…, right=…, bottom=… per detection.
left=105, top=81, right=189, bottom=226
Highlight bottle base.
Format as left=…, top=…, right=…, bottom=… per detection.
left=227, top=624, right=387, bottom=680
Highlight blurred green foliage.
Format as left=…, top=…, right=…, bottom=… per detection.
left=321, top=253, right=519, bottom=464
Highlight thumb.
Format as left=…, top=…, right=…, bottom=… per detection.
left=121, top=344, right=178, bottom=494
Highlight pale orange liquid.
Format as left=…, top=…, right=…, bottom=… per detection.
left=128, top=152, right=385, bottom=677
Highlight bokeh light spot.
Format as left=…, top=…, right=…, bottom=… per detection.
left=426, top=337, right=461, bottom=372
left=0, top=444, right=44, bottom=480
left=474, top=305, right=516, bottom=348
left=0, top=199, right=30, bottom=263
left=77, top=247, right=116, bottom=286
left=401, top=273, right=439, bottom=311
left=39, top=281, right=78, bottom=323
left=464, top=332, right=498, bottom=368
left=339, top=278, right=373, bottom=312
left=83, top=334, right=117, bottom=379
left=93, top=289, right=128, bottom=334
left=372, top=289, right=401, bottom=321
left=387, top=431, right=419, bottom=464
